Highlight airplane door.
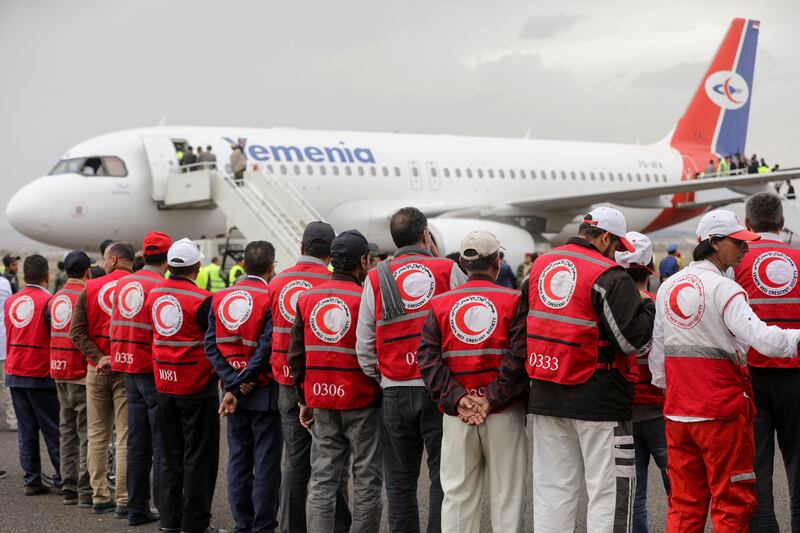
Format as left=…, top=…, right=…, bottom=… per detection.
left=142, top=135, right=180, bottom=201
left=427, top=162, right=441, bottom=191
left=408, top=162, right=423, bottom=191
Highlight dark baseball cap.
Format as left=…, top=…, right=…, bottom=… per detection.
left=302, top=221, right=336, bottom=249
left=330, top=229, right=378, bottom=266
left=63, top=250, right=96, bottom=275
left=142, top=231, right=172, bottom=256
left=2, top=254, right=19, bottom=267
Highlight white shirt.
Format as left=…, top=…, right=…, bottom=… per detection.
left=0, top=277, right=10, bottom=361
left=650, top=259, right=800, bottom=422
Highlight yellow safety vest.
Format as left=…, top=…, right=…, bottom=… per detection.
left=228, top=264, right=245, bottom=285
left=716, top=160, right=730, bottom=176
left=207, top=263, right=226, bottom=293
left=757, top=165, right=769, bottom=174
left=194, top=266, right=208, bottom=289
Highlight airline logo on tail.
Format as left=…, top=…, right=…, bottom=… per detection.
left=705, top=71, right=749, bottom=110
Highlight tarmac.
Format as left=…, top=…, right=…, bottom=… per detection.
left=0, top=409, right=792, bottom=532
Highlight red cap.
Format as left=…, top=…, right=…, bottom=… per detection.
left=142, top=232, right=172, bottom=256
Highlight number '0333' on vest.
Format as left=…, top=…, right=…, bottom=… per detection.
left=212, top=276, right=272, bottom=385
left=146, top=279, right=212, bottom=396
left=268, top=261, right=332, bottom=385
left=5, top=285, right=52, bottom=378
left=49, top=280, right=87, bottom=380
left=296, top=280, right=378, bottom=410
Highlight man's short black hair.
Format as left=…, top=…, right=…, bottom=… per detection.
left=627, top=266, right=651, bottom=284
left=578, top=222, right=607, bottom=240
left=390, top=207, right=428, bottom=248
left=206, top=145, right=213, bottom=151
left=107, top=241, right=136, bottom=262
left=169, top=263, right=200, bottom=278
left=99, top=239, right=114, bottom=255
left=461, top=252, right=498, bottom=273
left=23, top=255, right=49, bottom=284
left=244, top=240, right=275, bottom=276
left=144, top=252, right=168, bottom=266
left=304, top=243, right=330, bottom=259
left=65, top=264, right=89, bottom=278
left=745, top=192, right=783, bottom=233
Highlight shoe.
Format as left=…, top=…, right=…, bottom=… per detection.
left=24, top=484, right=50, bottom=496
left=78, top=493, right=93, bottom=508
left=115, top=504, right=128, bottom=519
left=181, top=527, right=228, bottom=533
left=0, top=470, right=7, bottom=479
left=130, top=512, right=159, bottom=526
left=62, top=489, right=78, bottom=505
left=40, top=473, right=63, bottom=493
left=92, top=501, right=115, bottom=514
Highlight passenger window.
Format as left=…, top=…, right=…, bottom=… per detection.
left=499, top=169, right=505, bottom=179
left=345, top=166, right=352, bottom=176
left=280, top=165, right=287, bottom=175
left=369, top=167, right=376, bottom=177
left=431, top=167, right=438, bottom=178
left=444, top=168, right=450, bottom=178
left=599, top=172, right=605, bottom=181
left=294, top=165, right=301, bottom=175
left=320, top=166, right=327, bottom=176
left=645, top=173, right=650, bottom=182
left=636, top=174, right=642, bottom=182
left=570, top=171, right=576, bottom=181
left=382, top=166, right=388, bottom=177
left=455, top=168, right=462, bottom=178
left=590, top=172, right=595, bottom=181
left=580, top=172, right=586, bottom=181
left=477, top=169, right=484, bottom=178
left=509, top=170, right=515, bottom=179
left=358, top=167, right=365, bottom=176
left=467, top=169, right=473, bottom=178
left=412, top=167, right=419, bottom=178
left=627, top=173, right=633, bottom=181
left=306, top=165, right=313, bottom=175
left=332, top=166, right=340, bottom=176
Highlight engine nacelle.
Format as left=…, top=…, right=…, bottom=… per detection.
left=427, top=218, right=535, bottom=270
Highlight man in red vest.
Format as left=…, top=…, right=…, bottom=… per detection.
left=486, top=206, right=655, bottom=532
left=732, top=193, right=800, bottom=532
left=356, top=207, right=466, bottom=533
left=615, top=231, right=669, bottom=533
left=417, top=230, right=526, bottom=532
left=207, top=240, right=281, bottom=533
left=291, top=229, right=383, bottom=533
left=650, top=209, right=800, bottom=531
left=50, top=250, right=94, bottom=506
left=146, top=238, right=220, bottom=533
left=110, top=231, right=171, bottom=526
left=5, top=254, right=61, bottom=495
left=70, top=241, right=134, bottom=515
left=268, top=221, right=352, bottom=533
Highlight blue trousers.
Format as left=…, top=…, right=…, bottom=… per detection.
left=227, top=408, right=282, bottom=533
left=633, top=416, right=670, bottom=533
left=10, top=386, right=61, bottom=487
left=125, top=373, right=160, bottom=521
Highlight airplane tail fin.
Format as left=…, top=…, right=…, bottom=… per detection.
left=670, top=18, right=759, bottom=158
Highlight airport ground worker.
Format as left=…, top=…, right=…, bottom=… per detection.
left=731, top=193, right=800, bottom=532
left=5, top=255, right=61, bottom=495
left=486, top=206, right=655, bottom=533
left=49, top=251, right=93, bottom=506
left=145, top=238, right=221, bottom=533
left=717, top=155, right=731, bottom=177
left=69, top=242, right=134, bottom=515
left=207, top=240, right=282, bottom=533
left=268, top=221, right=352, bottom=533
left=417, top=230, right=526, bottom=533
left=290, top=229, right=383, bottom=533
left=228, top=258, right=245, bottom=286
left=207, top=257, right=227, bottom=293
left=109, top=231, right=171, bottom=526
left=650, top=209, right=800, bottom=532
left=356, top=207, right=466, bottom=533
left=615, top=232, right=669, bottom=533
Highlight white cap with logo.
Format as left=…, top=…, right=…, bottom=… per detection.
left=615, top=231, right=654, bottom=273
left=460, top=230, right=502, bottom=259
left=696, top=209, right=760, bottom=242
left=167, top=238, right=204, bottom=267
left=583, top=207, right=635, bottom=252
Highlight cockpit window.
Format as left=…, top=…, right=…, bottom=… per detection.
left=49, top=156, right=128, bottom=177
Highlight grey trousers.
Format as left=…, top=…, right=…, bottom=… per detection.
left=308, top=406, right=382, bottom=533
left=56, top=381, right=91, bottom=496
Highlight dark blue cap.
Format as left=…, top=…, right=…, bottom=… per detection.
left=330, top=229, right=377, bottom=268
left=63, top=250, right=96, bottom=275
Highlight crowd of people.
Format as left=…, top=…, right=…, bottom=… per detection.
left=1, top=195, right=799, bottom=533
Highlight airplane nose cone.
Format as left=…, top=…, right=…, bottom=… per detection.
left=7, top=179, right=52, bottom=241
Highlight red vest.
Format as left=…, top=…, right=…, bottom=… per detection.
left=633, top=290, right=664, bottom=407
left=110, top=267, right=164, bottom=374
left=430, top=280, right=520, bottom=403
left=296, top=280, right=378, bottom=410
left=146, top=279, right=212, bottom=395
left=268, top=260, right=331, bottom=385
left=49, top=280, right=87, bottom=380
left=734, top=239, right=800, bottom=369
left=83, top=268, right=131, bottom=366
left=366, top=253, right=455, bottom=381
left=212, top=276, right=272, bottom=386
left=526, top=243, right=638, bottom=385
left=5, top=285, right=52, bottom=378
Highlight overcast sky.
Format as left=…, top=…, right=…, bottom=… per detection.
left=1, top=1, right=798, bottom=246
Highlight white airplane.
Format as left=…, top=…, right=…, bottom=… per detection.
left=7, top=18, right=794, bottom=266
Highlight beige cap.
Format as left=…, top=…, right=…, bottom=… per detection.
left=460, top=230, right=502, bottom=259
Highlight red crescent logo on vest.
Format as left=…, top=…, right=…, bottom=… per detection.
left=279, top=280, right=312, bottom=323
left=218, top=290, right=253, bottom=330
left=50, top=295, right=73, bottom=330
left=538, top=259, right=577, bottom=309
left=310, top=297, right=351, bottom=343
left=117, top=282, right=144, bottom=319
left=9, top=295, right=35, bottom=328
left=664, top=274, right=705, bottom=329
left=393, top=263, right=435, bottom=310
left=449, top=295, right=498, bottom=344
left=752, top=251, right=797, bottom=297
left=98, top=280, right=118, bottom=316
left=151, top=295, right=183, bottom=337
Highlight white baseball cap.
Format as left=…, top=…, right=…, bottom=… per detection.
left=696, top=209, right=760, bottom=243
left=583, top=207, right=634, bottom=252
left=615, top=231, right=654, bottom=273
left=167, top=238, right=204, bottom=267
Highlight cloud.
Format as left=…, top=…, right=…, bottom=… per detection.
left=629, top=62, right=706, bottom=90
left=519, top=12, right=587, bottom=39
